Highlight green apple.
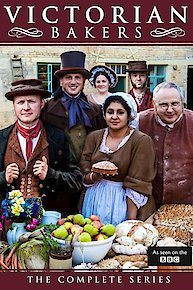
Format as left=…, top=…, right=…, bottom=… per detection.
left=85, top=218, right=92, bottom=224
left=64, top=221, right=73, bottom=230
left=65, top=234, right=72, bottom=242
left=73, top=214, right=85, bottom=226
left=78, top=232, right=92, bottom=242
left=52, top=225, right=68, bottom=239
left=100, top=224, right=115, bottom=237
left=66, top=214, right=74, bottom=222
left=83, top=224, right=98, bottom=236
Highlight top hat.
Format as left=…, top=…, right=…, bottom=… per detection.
left=126, top=61, right=150, bottom=72
left=5, top=79, right=51, bottom=100
left=54, top=51, right=91, bottom=79
left=89, top=65, right=118, bottom=88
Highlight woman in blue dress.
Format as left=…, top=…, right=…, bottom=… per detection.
left=80, top=92, right=157, bottom=226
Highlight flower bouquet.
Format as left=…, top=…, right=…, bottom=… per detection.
left=1, top=190, right=44, bottom=231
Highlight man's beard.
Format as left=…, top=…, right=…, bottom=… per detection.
left=131, top=80, right=147, bottom=89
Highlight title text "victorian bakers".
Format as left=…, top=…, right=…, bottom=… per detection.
left=3, top=5, right=188, bottom=39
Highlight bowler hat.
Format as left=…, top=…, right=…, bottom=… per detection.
left=54, top=51, right=91, bottom=79
left=5, top=79, right=51, bottom=100
left=126, top=61, right=150, bottom=72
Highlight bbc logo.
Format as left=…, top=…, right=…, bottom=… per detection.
left=160, top=256, right=180, bottom=263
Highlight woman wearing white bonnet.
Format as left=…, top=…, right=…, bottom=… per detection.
left=80, top=92, right=157, bottom=225
left=87, top=65, right=117, bottom=105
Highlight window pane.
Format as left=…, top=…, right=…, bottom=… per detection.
left=106, top=63, right=127, bottom=92
left=157, top=66, right=165, bottom=75
left=38, top=65, right=47, bottom=73
left=148, top=65, right=154, bottom=76
left=122, top=65, right=127, bottom=74
left=37, top=64, right=48, bottom=81
left=149, top=78, right=154, bottom=86
left=37, top=63, right=60, bottom=92
left=156, top=77, right=165, bottom=85
left=110, top=76, right=125, bottom=93
left=116, top=65, right=121, bottom=74
left=111, top=65, right=115, bottom=71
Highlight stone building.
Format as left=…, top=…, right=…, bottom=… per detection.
left=0, top=45, right=193, bottom=128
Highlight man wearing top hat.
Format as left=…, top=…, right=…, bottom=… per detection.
left=0, top=79, right=83, bottom=215
left=42, top=51, right=102, bottom=163
left=126, top=61, right=154, bottom=112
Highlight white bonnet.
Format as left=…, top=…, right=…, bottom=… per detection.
left=102, top=92, right=137, bottom=120
left=89, top=65, right=117, bottom=88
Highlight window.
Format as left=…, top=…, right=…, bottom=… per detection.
left=106, top=63, right=166, bottom=94
left=106, top=64, right=128, bottom=93
left=148, top=65, right=166, bottom=92
left=37, top=63, right=60, bottom=93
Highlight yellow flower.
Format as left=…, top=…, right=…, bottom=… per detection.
left=14, top=197, right=25, bottom=205
left=9, top=190, right=22, bottom=199
left=11, top=203, right=24, bottom=216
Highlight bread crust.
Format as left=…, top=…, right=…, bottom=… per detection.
left=92, top=161, right=118, bottom=176
left=153, top=204, right=193, bottom=244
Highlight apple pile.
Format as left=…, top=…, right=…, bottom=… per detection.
left=51, top=214, right=116, bottom=242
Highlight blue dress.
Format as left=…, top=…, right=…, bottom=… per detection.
left=81, top=128, right=148, bottom=226
left=82, top=179, right=127, bottom=226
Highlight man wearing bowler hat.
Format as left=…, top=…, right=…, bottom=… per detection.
left=42, top=51, right=102, bottom=163
left=126, top=61, right=154, bottom=112
left=0, top=79, right=83, bottom=216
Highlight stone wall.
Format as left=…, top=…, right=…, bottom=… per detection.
left=0, top=45, right=193, bottom=128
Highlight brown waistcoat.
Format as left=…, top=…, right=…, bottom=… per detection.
left=4, top=125, right=49, bottom=198
left=139, top=109, right=193, bottom=208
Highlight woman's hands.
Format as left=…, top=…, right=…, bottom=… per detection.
left=84, top=171, right=103, bottom=185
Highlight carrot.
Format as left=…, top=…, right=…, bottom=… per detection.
left=14, top=254, right=18, bottom=270
left=0, top=253, right=5, bottom=270
left=0, top=253, right=4, bottom=263
left=11, top=255, right=15, bottom=270
left=7, top=258, right=11, bottom=268
left=5, top=245, right=17, bottom=265
left=0, top=260, right=9, bottom=270
left=0, top=255, right=3, bottom=270
left=17, top=259, right=23, bottom=270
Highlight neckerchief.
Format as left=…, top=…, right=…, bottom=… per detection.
left=61, top=92, right=92, bottom=129
left=16, top=120, right=41, bottom=160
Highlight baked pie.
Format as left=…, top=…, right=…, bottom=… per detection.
left=153, top=204, right=193, bottom=244
left=92, top=161, right=118, bottom=176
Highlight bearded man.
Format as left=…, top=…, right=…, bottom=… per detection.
left=126, top=61, right=153, bottom=112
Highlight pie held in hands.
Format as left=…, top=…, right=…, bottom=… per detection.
left=91, top=161, right=118, bottom=176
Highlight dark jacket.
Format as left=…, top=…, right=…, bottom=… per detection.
left=0, top=123, right=83, bottom=215
left=41, top=87, right=105, bottom=161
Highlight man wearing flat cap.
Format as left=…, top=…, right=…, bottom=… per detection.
left=0, top=79, right=83, bottom=215
left=42, top=51, right=103, bottom=163
left=126, top=61, right=154, bottom=112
